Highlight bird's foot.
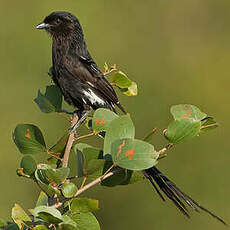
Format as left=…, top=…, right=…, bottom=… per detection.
left=69, top=109, right=92, bottom=133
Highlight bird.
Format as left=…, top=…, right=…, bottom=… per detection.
left=36, top=11, right=226, bottom=225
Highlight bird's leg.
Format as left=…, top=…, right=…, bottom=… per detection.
left=69, top=109, right=92, bottom=133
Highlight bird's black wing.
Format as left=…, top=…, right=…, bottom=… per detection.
left=62, top=54, right=126, bottom=113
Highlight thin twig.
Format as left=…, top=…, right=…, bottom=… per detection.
left=158, top=143, right=173, bottom=157
left=103, top=64, right=117, bottom=76
left=74, top=131, right=97, bottom=141
left=80, top=177, right=87, bottom=189
left=52, top=168, right=122, bottom=209
left=62, top=114, right=79, bottom=168
left=143, top=128, right=158, bottom=142
left=46, top=149, right=62, bottom=161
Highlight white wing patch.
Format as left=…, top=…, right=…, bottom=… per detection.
left=87, top=81, right=95, bottom=88
left=83, top=89, right=106, bottom=106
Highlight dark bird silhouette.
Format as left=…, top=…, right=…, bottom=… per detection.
left=36, top=11, right=226, bottom=225
left=36, top=11, right=126, bottom=130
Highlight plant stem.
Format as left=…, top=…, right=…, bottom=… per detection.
left=62, top=114, right=79, bottom=168
left=53, top=168, right=122, bottom=209
left=158, top=143, right=173, bottom=156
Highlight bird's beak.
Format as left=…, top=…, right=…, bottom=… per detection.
left=36, top=22, right=50, bottom=30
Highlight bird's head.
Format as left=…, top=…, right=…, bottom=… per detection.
left=36, top=11, right=83, bottom=38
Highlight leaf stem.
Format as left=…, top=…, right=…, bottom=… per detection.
left=143, top=128, right=158, bottom=142
left=74, top=131, right=98, bottom=141
left=158, top=143, right=173, bottom=157
left=52, top=168, right=122, bottom=209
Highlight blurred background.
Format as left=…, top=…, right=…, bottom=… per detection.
left=0, top=0, right=229, bottom=229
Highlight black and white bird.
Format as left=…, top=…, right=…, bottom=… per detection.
left=36, top=11, right=126, bottom=130
left=36, top=11, right=226, bottom=225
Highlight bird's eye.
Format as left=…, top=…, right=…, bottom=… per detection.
left=56, top=18, right=61, bottom=24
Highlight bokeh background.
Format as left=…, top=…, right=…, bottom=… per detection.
left=1, top=0, right=229, bottom=229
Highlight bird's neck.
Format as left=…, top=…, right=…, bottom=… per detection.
left=52, top=28, right=87, bottom=57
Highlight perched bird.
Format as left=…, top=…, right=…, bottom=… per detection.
left=36, top=11, right=126, bottom=130
left=36, top=11, right=226, bottom=225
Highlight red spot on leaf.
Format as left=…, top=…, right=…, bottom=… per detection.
left=186, top=109, right=191, bottom=115
left=117, top=140, right=126, bottom=157
left=125, top=148, right=135, bottom=160
left=25, top=129, right=31, bottom=139
left=184, top=114, right=188, bottom=118
left=95, top=119, right=106, bottom=126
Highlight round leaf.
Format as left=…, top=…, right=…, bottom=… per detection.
left=104, top=115, right=135, bottom=156
left=165, top=119, right=201, bottom=144
left=20, top=155, right=36, bottom=176
left=71, top=212, right=100, bottom=230
left=34, top=85, right=63, bottom=113
left=170, top=104, right=207, bottom=121
left=44, top=168, right=70, bottom=184
left=35, top=164, right=56, bottom=185
left=92, top=108, right=118, bottom=132
left=11, top=204, right=31, bottom=229
left=111, top=138, right=158, bottom=170
left=120, top=81, right=138, bottom=96
left=112, top=71, right=132, bottom=88
left=58, top=215, right=77, bottom=230
left=13, top=124, right=46, bottom=154
left=32, top=206, right=63, bottom=224
left=36, top=191, right=48, bottom=207
left=61, top=182, right=78, bottom=198
left=71, top=198, right=99, bottom=213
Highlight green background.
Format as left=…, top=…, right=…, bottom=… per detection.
left=1, top=0, right=229, bottom=229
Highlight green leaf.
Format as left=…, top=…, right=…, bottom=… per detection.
left=200, top=117, right=219, bottom=133
left=75, top=144, right=104, bottom=178
left=34, top=85, right=63, bottom=113
left=61, top=182, right=78, bottom=198
left=58, top=215, right=77, bottom=230
left=20, top=155, right=36, bottom=176
left=44, top=168, right=70, bottom=184
left=32, top=206, right=63, bottom=224
left=33, top=225, right=49, bottom=230
left=35, top=164, right=56, bottom=185
left=104, top=115, right=135, bottom=156
left=165, top=119, right=201, bottom=144
left=36, top=191, right=48, bottom=207
left=71, top=212, right=100, bottom=230
left=111, top=138, right=158, bottom=170
left=0, top=218, right=7, bottom=227
left=13, top=124, right=46, bottom=154
left=49, top=133, right=69, bottom=154
left=4, top=223, right=19, bottom=230
left=35, top=164, right=69, bottom=185
left=47, top=184, right=62, bottom=198
left=92, top=108, right=118, bottom=132
left=170, top=104, right=207, bottom=121
left=101, top=167, right=143, bottom=187
left=120, top=81, right=138, bottom=96
left=71, top=198, right=99, bottom=213
left=11, top=204, right=31, bottom=229
left=112, top=71, right=132, bottom=88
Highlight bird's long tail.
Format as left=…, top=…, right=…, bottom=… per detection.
left=144, top=166, right=227, bottom=225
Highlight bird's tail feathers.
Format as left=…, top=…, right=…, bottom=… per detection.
left=144, top=167, right=227, bottom=225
